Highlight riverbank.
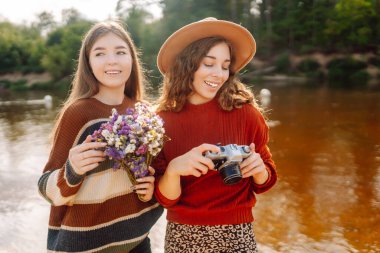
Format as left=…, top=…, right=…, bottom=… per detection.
left=248, top=52, right=380, bottom=88
left=1, top=52, right=379, bottom=90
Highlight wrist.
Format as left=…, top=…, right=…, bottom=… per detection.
left=253, top=167, right=269, bottom=185
left=166, top=161, right=180, bottom=178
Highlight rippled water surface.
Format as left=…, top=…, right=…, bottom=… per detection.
left=0, top=86, right=379, bottom=253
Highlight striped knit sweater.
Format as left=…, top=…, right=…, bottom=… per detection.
left=38, top=97, right=163, bottom=253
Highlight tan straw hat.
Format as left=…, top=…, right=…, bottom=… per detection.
left=157, top=17, right=256, bottom=74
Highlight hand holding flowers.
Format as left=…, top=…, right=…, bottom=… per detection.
left=92, top=102, right=169, bottom=201
left=68, top=135, right=107, bottom=175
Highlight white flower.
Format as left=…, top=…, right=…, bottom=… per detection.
left=101, top=129, right=111, bottom=139
left=125, top=144, right=136, bottom=154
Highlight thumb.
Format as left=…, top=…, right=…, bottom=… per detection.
left=83, top=135, right=93, bottom=144
left=249, top=143, right=256, bottom=153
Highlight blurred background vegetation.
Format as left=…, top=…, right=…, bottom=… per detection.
left=0, top=0, right=379, bottom=92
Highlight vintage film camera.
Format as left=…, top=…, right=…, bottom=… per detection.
left=205, top=144, right=251, bottom=185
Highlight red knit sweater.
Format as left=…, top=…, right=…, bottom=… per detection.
left=153, top=98, right=277, bottom=225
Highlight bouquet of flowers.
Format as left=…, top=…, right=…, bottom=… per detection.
left=91, top=102, right=168, bottom=189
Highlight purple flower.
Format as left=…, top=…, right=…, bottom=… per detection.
left=91, top=102, right=168, bottom=180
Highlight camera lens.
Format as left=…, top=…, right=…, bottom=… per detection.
left=219, top=163, right=242, bottom=185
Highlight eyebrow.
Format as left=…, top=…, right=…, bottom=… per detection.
left=205, top=55, right=231, bottom=62
left=92, top=46, right=129, bottom=51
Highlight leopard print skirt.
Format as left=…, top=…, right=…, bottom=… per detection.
left=164, top=222, right=258, bottom=253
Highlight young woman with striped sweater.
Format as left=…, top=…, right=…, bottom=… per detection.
left=38, top=21, right=163, bottom=253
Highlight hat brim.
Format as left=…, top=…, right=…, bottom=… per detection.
left=157, top=19, right=256, bottom=74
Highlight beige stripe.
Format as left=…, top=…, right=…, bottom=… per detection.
left=47, top=233, right=148, bottom=253
left=72, top=168, right=134, bottom=205
left=48, top=202, right=160, bottom=231
left=46, top=170, right=75, bottom=206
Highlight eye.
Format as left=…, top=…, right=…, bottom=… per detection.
left=117, top=51, right=127, bottom=55
left=95, top=52, right=104, bottom=57
left=222, top=66, right=230, bottom=71
left=204, top=63, right=213, bottom=67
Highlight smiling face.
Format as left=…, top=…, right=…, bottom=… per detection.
left=89, top=32, right=132, bottom=93
left=188, top=42, right=231, bottom=105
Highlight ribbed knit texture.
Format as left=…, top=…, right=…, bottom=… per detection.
left=38, top=97, right=163, bottom=253
left=153, top=98, right=277, bottom=226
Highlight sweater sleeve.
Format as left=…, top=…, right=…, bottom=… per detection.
left=38, top=104, right=87, bottom=206
left=246, top=105, right=277, bottom=194
left=152, top=150, right=181, bottom=207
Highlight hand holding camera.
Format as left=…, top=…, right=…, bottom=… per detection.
left=166, top=143, right=220, bottom=178
left=204, top=144, right=251, bottom=185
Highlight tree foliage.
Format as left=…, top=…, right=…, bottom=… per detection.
left=41, top=21, right=93, bottom=79
left=0, top=0, right=379, bottom=87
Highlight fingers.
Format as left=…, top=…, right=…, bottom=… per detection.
left=69, top=135, right=107, bottom=175
left=240, top=144, right=264, bottom=178
left=191, top=161, right=210, bottom=177
left=148, top=166, right=155, bottom=176
left=134, top=176, right=155, bottom=201
left=241, top=155, right=265, bottom=178
left=76, top=140, right=107, bottom=153
left=136, top=175, right=155, bottom=183
left=167, top=144, right=220, bottom=178
left=80, top=156, right=106, bottom=167
left=196, top=143, right=220, bottom=154
left=197, top=156, right=216, bottom=171
left=80, top=163, right=102, bottom=174
left=81, top=150, right=106, bottom=160
left=240, top=143, right=258, bottom=168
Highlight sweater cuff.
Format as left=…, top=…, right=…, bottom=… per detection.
left=252, top=164, right=276, bottom=194
left=65, top=160, right=85, bottom=186
left=154, top=183, right=180, bottom=207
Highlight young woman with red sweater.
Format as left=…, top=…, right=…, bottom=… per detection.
left=153, top=17, right=278, bottom=252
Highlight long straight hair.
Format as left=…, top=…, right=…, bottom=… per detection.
left=51, top=20, right=146, bottom=140
left=156, top=37, right=259, bottom=112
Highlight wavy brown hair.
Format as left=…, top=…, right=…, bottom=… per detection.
left=51, top=20, right=146, bottom=140
left=156, top=37, right=260, bottom=112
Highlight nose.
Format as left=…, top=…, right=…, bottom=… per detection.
left=212, top=66, right=224, bottom=78
left=106, top=54, right=117, bottom=65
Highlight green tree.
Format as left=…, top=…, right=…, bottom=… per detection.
left=0, top=22, right=45, bottom=73
left=33, top=11, right=57, bottom=35
left=261, top=0, right=335, bottom=54
left=42, top=20, right=92, bottom=80
left=325, top=0, right=377, bottom=50
left=62, top=8, right=85, bottom=25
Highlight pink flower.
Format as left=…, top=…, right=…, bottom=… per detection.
left=136, top=144, right=148, bottom=155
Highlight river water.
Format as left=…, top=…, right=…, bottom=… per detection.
left=0, top=84, right=379, bottom=253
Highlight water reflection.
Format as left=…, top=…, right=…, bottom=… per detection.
left=0, top=86, right=379, bottom=253
left=253, top=85, right=380, bottom=253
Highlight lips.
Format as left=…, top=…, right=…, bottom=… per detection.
left=105, top=70, right=121, bottom=75
left=204, top=80, right=219, bottom=88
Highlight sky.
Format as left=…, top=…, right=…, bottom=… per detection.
left=0, top=0, right=162, bottom=24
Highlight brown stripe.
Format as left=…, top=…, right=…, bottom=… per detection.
left=49, top=194, right=157, bottom=227
left=57, top=168, right=83, bottom=197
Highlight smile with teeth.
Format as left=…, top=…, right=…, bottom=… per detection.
left=204, top=81, right=219, bottom=88
left=105, top=70, right=121, bottom=75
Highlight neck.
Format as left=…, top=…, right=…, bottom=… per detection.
left=93, top=86, right=126, bottom=105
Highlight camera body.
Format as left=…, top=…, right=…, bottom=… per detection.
left=205, top=144, right=251, bottom=185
